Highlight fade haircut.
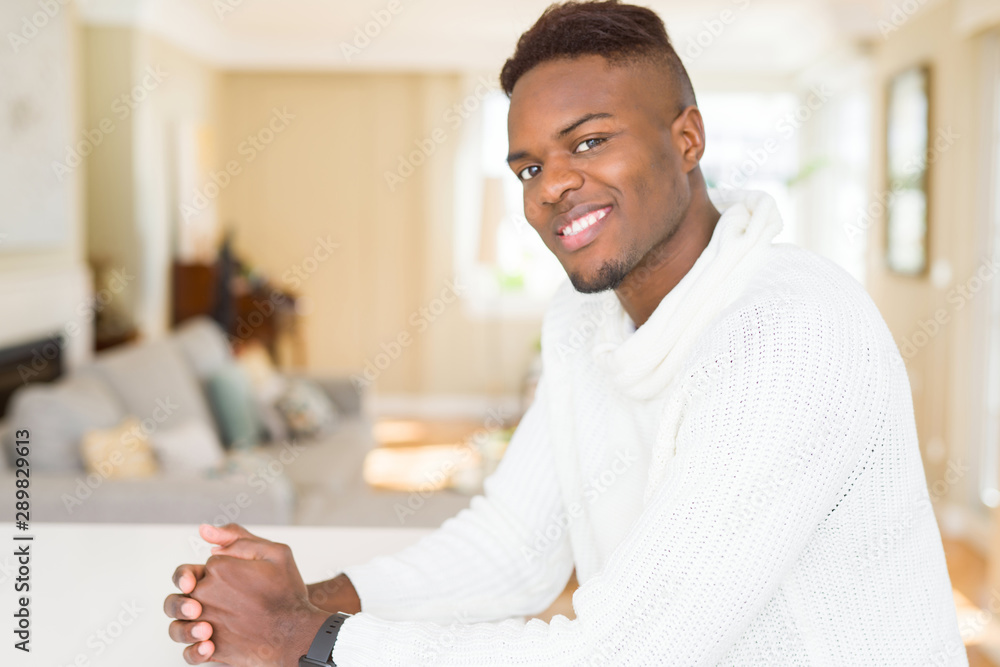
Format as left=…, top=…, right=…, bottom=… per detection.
left=499, top=0, right=696, bottom=111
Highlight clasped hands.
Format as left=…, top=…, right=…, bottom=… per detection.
left=163, top=523, right=356, bottom=666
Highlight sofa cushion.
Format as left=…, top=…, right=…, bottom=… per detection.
left=291, top=375, right=363, bottom=417
left=172, top=317, right=233, bottom=380
left=90, top=338, right=217, bottom=436
left=6, top=371, right=125, bottom=472
left=0, top=471, right=293, bottom=524
left=149, top=419, right=225, bottom=474
left=257, top=417, right=371, bottom=492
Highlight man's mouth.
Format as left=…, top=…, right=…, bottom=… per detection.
left=555, top=204, right=613, bottom=252
left=558, top=206, right=611, bottom=237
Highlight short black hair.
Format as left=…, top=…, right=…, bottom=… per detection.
left=499, top=0, right=696, bottom=109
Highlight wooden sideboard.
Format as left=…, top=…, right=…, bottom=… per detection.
left=172, top=261, right=303, bottom=366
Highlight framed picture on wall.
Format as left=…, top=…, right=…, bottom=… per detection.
left=0, top=2, right=73, bottom=252
left=885, top=64, right=931, bottom=276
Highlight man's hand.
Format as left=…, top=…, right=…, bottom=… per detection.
left=165, top=524, right=330, bottom=667
left=164, top=558, right=215, bottom=664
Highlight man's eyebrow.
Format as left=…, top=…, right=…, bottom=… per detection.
left=506, top=149, right=530, bottom=165
left=556, top=112, right=613, bottom=138
left=506, top=112, right=614, bottom=164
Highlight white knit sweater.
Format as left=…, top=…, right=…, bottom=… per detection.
left=336, top=190, right=966, bottom=666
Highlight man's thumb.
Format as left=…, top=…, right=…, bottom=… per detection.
left=199, top=522, right=250, bottom=547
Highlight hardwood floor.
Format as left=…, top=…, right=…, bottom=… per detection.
left=944, top=538, right=997, bottom=666
left=373, top=418, right=496, bottom=448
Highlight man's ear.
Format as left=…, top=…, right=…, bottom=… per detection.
left=672, top=106, right=707, bottom=173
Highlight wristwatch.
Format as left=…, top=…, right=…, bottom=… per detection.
left=299, top=612, right=352, bottom=666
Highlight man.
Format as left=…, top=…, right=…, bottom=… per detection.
left=165, top=2, right=966, bottom=664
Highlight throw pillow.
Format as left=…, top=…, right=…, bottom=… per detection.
left=149, top=419, right=226, bottom=474
left=274, top=378, right=338, bottom=439
left=205, top=362, right=261, bottom=450
left=80, top=417, right=159, bottom=479
left=235, top=342, right=289, bottom=443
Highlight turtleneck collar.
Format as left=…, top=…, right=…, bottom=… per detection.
left=589, top=189, right=784, bottom=400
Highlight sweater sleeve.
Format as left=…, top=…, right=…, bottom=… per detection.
left=331, top=298, right=889, bottom=665
left=342, top=376, right=575, bottom=625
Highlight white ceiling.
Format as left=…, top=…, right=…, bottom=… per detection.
left=75, top=0, right=927, bottom=77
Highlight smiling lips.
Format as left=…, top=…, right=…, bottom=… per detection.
left=558, top=206, right=611, bottom=237
left=554, top=204, right=613, bottom=253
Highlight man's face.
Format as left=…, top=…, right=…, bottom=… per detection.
left=506, top=54, right=691, bottom=293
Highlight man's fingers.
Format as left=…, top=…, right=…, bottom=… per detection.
left=163, top=594, right=202, bottom=620
left=172, top=564, right=206, bottom=594
left=209, top=536, right=278, bottom=561
left=199, top=522, right=255, bottom=548
left=168, top=620, right=213, bottom=644
left=182, top=640, right=215, bottom=664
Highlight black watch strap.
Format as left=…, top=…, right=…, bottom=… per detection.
left=299, top=612, right=352, bottom=667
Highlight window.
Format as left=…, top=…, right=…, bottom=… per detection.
left=698, top=91, right=802, bottom=246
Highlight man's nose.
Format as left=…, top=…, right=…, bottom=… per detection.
left=538, top=157, right=584, bottom=205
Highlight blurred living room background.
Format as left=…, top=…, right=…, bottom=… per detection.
left=2, top=0, right=1000, bottom=658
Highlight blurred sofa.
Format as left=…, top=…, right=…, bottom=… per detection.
left=0, top=318, right=471, bottom=527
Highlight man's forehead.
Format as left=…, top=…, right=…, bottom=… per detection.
left=509, top=57, right=626, bottom=110
left=507, top=56, right=671, bottom=127
left=507, top=61, right=633, bottom=133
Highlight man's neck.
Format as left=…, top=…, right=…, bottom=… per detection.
left=614, top=189, right=721, bottom=328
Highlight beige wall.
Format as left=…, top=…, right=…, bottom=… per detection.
left=216, top=72, right=541, bottom=396
left=82, top=26, right=139, bottom=320
left=83, top=26, right=220, bottom=337
left=865, top=0, right=994, bottom=512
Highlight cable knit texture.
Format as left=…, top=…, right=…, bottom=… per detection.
left=338, top=190, right=966, bottom=665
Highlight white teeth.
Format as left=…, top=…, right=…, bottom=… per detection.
left=561, top=208, right=609, bottom=237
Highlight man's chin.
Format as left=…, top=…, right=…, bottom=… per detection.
left=567, top=259, right=632, bottom=294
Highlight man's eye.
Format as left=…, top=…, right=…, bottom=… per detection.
left=574, top=138, right=605, bottom=153
left=518, top=165, right=541, bottom=181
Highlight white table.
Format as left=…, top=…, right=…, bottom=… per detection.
left=1, top=523, right=431, bottom=667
